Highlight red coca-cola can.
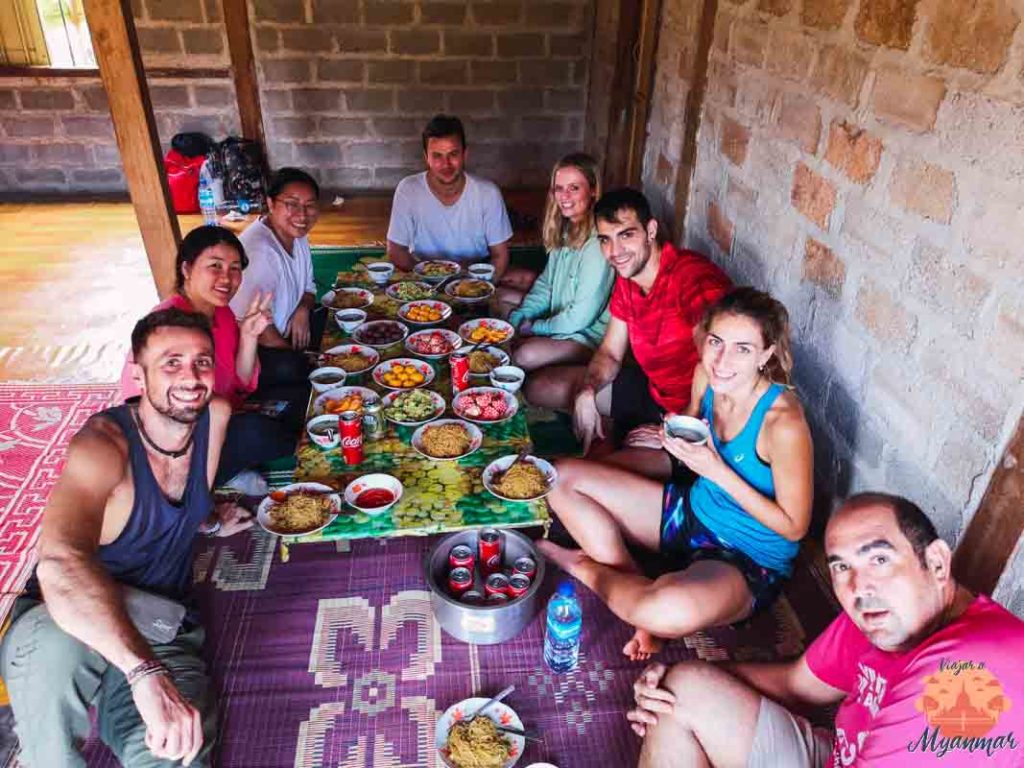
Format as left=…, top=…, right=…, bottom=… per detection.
left=448, top=566, right=473, bottom=596
left=450, top=351, right=470, bottom=394
left=478, top=528, right=501, bottom=574
left=449, top=544, right=475, bottom=571
left=484, top=572, right=510, bottom=597
left=507, top=573, right=530, bottom=599
left=512, top=556, right=536, bottom=581
left=461, top=590, right=484, bottom=605
left=485, top=592, right=509, bottom=605
left=340, top=410, right=364, bottom=465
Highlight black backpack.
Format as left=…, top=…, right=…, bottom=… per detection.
left=170, top=132, right=214, bottom=158
left=218, top=137, right=266, bottom=206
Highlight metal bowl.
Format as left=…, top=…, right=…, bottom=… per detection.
left=425, top=528, right=546, bottom=645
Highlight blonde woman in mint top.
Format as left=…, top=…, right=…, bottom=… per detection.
left=508, top=153, right=614, bottom=379
left=540, top=288, right=813, bottom=661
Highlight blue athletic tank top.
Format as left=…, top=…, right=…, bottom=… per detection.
left=687, top=383, right=799, bottom=575
left=95, top=405, right=213, bottom=599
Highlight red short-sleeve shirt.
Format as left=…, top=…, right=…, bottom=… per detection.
left=609, top=242, right=731, bottom=413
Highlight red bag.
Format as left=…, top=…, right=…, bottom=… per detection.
left=164, top=149, right=205, bottom=214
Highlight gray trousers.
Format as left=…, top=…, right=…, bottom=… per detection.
left=0, top=599, right=217, bottom=767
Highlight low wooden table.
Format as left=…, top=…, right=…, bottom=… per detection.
left=277, top=257, right=550, bottom=561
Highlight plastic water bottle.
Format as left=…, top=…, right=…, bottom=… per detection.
left=198, top=175, right=217, bottom=226
left=544, top=581, right=582, bottom=673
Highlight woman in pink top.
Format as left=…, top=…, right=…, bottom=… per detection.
left=121, top=225, right=270, bottom=407
left=122, top=226, right=295, bottom=486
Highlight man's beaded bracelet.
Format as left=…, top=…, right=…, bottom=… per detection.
left=125, top=658, right=169, bottom=688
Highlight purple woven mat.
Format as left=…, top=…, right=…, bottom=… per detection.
left=82, top=528, right=807, bottom=767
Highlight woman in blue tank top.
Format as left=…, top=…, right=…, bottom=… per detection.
left=541, top=288, right=813, bottom=661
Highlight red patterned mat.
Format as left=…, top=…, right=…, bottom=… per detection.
left=0, top=384, right=120, bottom=624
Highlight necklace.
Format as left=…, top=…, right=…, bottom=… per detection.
left=130, top=405, right=195, bottom=459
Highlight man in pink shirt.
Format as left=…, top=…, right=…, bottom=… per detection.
left=626, top=492, right=1024, bottom=767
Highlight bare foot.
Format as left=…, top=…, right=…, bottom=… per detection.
left=623, top=628, right=664, bottom=661
left=537, top=539, right=589, bottom=576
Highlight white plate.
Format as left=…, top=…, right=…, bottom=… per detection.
left=321, top=287, right=373, bottom=310
left=398, top=299, right=453, bottom=326
left=452, top=387, right=519, bottom=425
left=256, top=482, right=341, bottom=537
left=435, top=697, right=525, bottom=768
left=483, top=455, right=558, bottom=502
left=386, top=280, right=435, bottom=301
left=405, top=328, right=463, bottom=359
left=444, top=278, right=495, bottom=304
left=465, top=345, right=511, bottom=377
left=371, top=357, right=436, bottom=390
left=381, top=389, right=446, bottom=426
left=458, top=318, right=515, bottom=345
left=320, top=344, right=380, bottom=376
left=311, top=385, right=378, bottom=416
left=411, top=418, right=483, bottom=461
left=351, top=319, right=410, bottom=349
left=414, top=259, right=462, bottom=282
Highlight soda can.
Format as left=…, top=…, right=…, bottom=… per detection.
left=507, top=573, right=531, bottom=599
left=340, top=410, right=364, bottom=465
left=461, top=590, right=484, bottom=605
left=512, top=556, right=536, bottom=581
left=485, top=592, right=509, bottom=606
left=450, top=351, right=471, bottom=395
left=363, top=396, right=386, bottom=440
left=449, top=544, right=475, bottom=571
left=448, top=566, right=473, bottom=596
left=478, top=528, right=501, bottom=575
left=484, top=572, right=510, bottom=597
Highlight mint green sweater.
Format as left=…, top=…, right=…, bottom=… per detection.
left=508, top=233, right=614, bottom=349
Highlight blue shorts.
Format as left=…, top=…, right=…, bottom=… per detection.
left=660, top=481, right=786, bottom=615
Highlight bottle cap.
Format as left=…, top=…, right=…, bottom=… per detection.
left=556, top=580, right=574, bottom=598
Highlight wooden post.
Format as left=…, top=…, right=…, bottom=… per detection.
left=673, top=0, right=718, bottom=234
left=83, top=0, right=179, bottom=299
left=953, top=416, right=1024, bottom=595
left=222, top=0, right=265, bottom=149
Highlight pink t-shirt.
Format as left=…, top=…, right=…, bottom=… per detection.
left=120, top=294, right=259, bottom=410
left=806, top=595, right=1024, bottom=766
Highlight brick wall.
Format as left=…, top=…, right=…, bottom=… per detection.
left=0, top=0, right=237, bottom=195
left=643, top=0, right=1024, bottom=547
left=1, top=0, right=592, bottom=196
left=253, top=0, right=592, bottom=190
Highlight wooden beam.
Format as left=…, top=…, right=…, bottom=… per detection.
left=624, top=0, right=663, bottom=187
left=222, top=0, right=265, bottom=149
left=673, top=0, right=718, bottom=236
left=0, top=65, right=230, bottom=79
left=83, top=0, right=179, bottom=299
left=953, top=415, right=1024, bottom=595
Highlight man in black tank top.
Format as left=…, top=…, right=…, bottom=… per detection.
left=1, top=309, right=251, bottom=767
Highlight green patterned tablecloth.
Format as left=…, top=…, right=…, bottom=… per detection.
left=283, top=258, right=550, bottom=546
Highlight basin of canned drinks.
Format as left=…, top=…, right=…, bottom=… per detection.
left=424, top=527, right=546, bottom=645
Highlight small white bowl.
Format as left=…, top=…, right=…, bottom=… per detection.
left=468, top=262, right=496, bottom=281
left=334, top=308, right=367, bottom=333
left=489, top=365, right=525, bottom=393
left=344, top=473, right=403, bottom=515
left=308, top=366, right=347, bottom=393
left=365, top=261, right=395, bottom=285
left=664, top=414, right=711, bottom=445
left=306, top=414, right=340, bottom=450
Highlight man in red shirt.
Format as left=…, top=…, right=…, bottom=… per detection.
left=626, top=492, right=1024, bottom=767
left=558, top=187, right=731, bottom=479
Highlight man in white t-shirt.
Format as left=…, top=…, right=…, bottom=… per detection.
left=386, top=114, right=513, bottom=280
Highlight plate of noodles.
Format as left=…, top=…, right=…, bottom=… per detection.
left=436, top=697, right=525, bottom=768
left=482, top=455, right=558, bottom=503
left=320, top=343, right=380, bottom=375
left=411, top=418, right=483, bottom=461
left=256, top=482, right=342, bottom=537
left=321, top=287, right=374, bottom=311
